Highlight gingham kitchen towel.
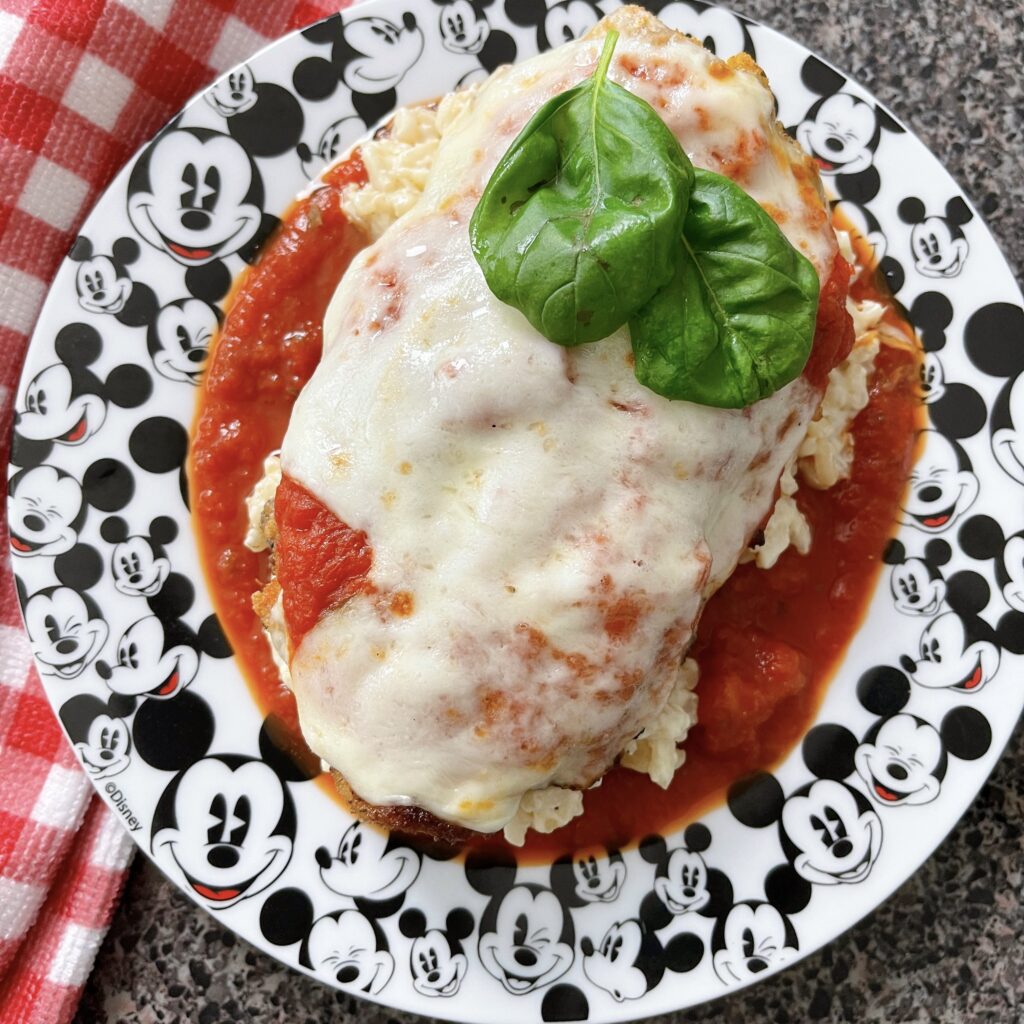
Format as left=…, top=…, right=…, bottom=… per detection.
left=0, top=2, right=343, bottom=1021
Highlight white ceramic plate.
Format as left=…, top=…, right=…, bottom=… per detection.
left=8, top=2, right=1024, bottom=1020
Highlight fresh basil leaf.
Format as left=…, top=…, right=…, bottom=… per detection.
left=630, top=168, right=820, bottom=408
left=469, top=29, right=694, bottom=347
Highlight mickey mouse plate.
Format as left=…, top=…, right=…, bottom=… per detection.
left=8, top=2, right=1024, bottom=1020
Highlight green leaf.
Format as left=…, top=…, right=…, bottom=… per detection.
left=469, top=29, right=695, bottom=347
left=630, top=168, right=820, bottom=408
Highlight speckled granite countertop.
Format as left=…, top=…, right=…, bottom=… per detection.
left=74, top=2, right=1023, bottom=1022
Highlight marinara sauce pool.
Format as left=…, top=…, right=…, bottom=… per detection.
left=190, top=159, right=922, bottom=863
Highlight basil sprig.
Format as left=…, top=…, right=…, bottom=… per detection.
left=629, top=169, right=820, bottom=408
left=469, top=29, right=694, bottom=347
left=470, top=30, right=820, bottom=408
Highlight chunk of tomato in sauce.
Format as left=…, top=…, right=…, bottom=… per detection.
left=275, top=475, right=373, bottom=648
left=689, top=626, right=811, bottom=754
left=803, top=252, right=856, bottom=389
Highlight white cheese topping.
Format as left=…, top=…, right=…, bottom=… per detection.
left=279, top=7, right=840, bottom=833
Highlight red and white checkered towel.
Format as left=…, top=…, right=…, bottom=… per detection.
left=0, top=2, right=345, bottom=1021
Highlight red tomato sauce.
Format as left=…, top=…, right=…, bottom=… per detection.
left=190, top=163, right=921, bottom=861
left=275, top=475, right=374, bottom=647
left=190, top=156, right=370, bottom=773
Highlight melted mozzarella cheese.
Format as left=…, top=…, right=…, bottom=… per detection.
left=280, top=6, right=839, bottom=833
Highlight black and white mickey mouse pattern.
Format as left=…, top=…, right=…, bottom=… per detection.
left=96, top=577, right=231, bottom=699
left=637, top=825, right=806, bottom=988
left=100, top=514, right=177, bottom=598
left=959, top=515, right=1024, bottom=622
left=802, top=665, right=993, bottom=808
left=963, top=302, right=1024, bottom=487
left=99, top=614, right=195, bottom=697
left=306, top=909, right=396, bottom=993
left=294, top=11, right=425, bottom=128
left=466, top=852, right=589, bottom=1017
left=261, top=887, right=397, bottom=994
left=399, top=908, right=475, bottom=997
left=134, top=702, right=313, bottom=910
left=710, top=897, right=803, bottom=985
left=20, top=544, right=108, bottom=680
left=552, top=845, right=627, bottom=905
left=296, top=109, right=362, bottom=180
left=730, top=771, right=882, bottom=892
left=146, top=298, right=221, bottom=385
left=901, top=430, right=980, bottom=535
left=152, top=754, right=294, bottom=908
left=13, top=323, right=151, bottom=455
left=792, top=56, right=905, bottom=203
left=505, top=0, right=603, bottom=51
left=315, top=820, right=421, bottom=904
left=8, top=458, right=133, bottom=558
left=958, top=515, right=1024, bottom=637
left=290, top=10, right=424, bottom=176
left=883, top=538, right=951, bottom=616
left=639, top=825, right=730, bottom=916
left=858, top=715, right=948, bottom=806
left=8, top=466, right=84, bottom=557
left=10, top=4, right=1023, bottom=1019
left=468, top=854, right=576, bottom=995
left=906, top=291, right=987, bottom=442
left=905, top=609, right=996, bottom=693
left=895, top=567, right=1022, bottom=693
left=580, top=912, right=701, bottom=1002
left=898, top=195, right=973, bottom=279
left=69, top=236, right=158, bottom=326
left=262, top=821, right=463, bottom=995
left=206, top=65, right=259, bottom=117
left=205, top=63, right=305, bottom=157
left=23, top=584, right=107, bottom=680
left=125, top=415, right=192, bottom=510
left=60, top=693, right=136, bottom=781
left=433, top=0, right=517, bottom=85
left=642, top=0, right=755, bottom=58
left=127, top=125, right=279, bottom=303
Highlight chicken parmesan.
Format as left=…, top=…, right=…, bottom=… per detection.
left=191, top=6, right=920, bottom=849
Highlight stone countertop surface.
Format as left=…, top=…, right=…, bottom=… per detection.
left=74, top=1, right=1023, bottom=1023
